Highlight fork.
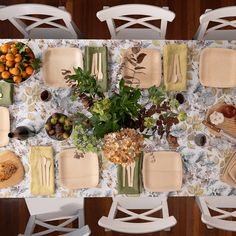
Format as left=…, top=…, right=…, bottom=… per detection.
left=97, top=52, right=103, bottom=81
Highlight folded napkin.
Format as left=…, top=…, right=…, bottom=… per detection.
left=84, top=46, right=108, bottom=92
left=163, top=44, right=188, bottom=91
left=30, top=146, right=55, bottom=196
left=221, top=152, right=236, bottom=188
left=117, top=154, right=142, bottom=195
left=0, top=82, right=13, bottom=106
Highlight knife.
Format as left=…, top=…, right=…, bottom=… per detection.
left=202, top=120, right=236, bottom=143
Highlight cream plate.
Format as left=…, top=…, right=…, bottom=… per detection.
left=122, top=48, right=161, bottom=88
left=199, top=48, right=236, bottom=88
left=0, top=107, right=10, bottom=147
left=59, top=148, right=99, bottom=189
left=42, top=47, right=83, bottom=88
left=142, top=151, right=182, bottom=192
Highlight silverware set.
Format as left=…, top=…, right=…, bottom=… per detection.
left=122, top=162, right=136, bottom=187
left=91, top=52, right=103, bottom=81
left=168, top=54, right=182, bottom=83
left=38, top=157, right=51, bottom=187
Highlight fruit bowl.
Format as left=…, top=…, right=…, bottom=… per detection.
left=0, top=41, right=37, bottom=84
left=45, top=113, right=73, bottom=141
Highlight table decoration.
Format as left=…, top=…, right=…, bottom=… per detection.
left=121, top=47, right=161, bottom=88
left=59, top=148, right=99, bottom=189
left=0, top=106, right=10, bottom=147
left=29, top=146, right=54, bottom=196
left=84, top=46, right=108, bottom=92
left=0, top=82, right=13, bottom=106
left=0, top=150, right=24, bottom=188
left=0, top=41, right=40, bottom=84
left=42, top=47, right=83, bottom=88
left=163, top=44, right=188, bottom=91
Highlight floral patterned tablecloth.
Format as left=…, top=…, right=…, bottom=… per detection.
left=0, top=39, right=236, bottom=197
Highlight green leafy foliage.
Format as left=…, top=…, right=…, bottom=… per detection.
left=148, top=86, right=166, bottom=105
left=169, top=98, right=180, bottom=109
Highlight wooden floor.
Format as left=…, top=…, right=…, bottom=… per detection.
left=0, top=0, right=236, bottom=39
left=0, top=197, right=236, bottom=236
left=0, top=0, right=236, bottom=235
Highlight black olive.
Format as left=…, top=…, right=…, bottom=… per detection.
left=175, top=93, right=185, bottom=104
left=194, top=134, right=207, bottom=146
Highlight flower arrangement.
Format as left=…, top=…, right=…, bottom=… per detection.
left=66, top=67, right=187, bottom=164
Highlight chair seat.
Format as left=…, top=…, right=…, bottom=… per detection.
left=203, top=30, right=236, bottom=40
left=98, top=216, right=177, bottom=234
left=28, top=28, right=77, bottom=39
left=202, top=214, right=236, bottom=232
left=114, top=28, right=161, bottom=39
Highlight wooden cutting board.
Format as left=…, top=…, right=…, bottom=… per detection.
left=205, top=102, right=236, bottom=137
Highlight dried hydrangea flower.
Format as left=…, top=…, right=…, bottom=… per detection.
left=102, top=128, right=144, bottom=165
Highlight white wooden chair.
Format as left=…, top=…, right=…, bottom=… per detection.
left=196, top=196, right=236, bottom=232
left=18, top=198, right=91, bottom=236
left=0, top=4, right=83, bottom=39
left=98, top=196, right=177, bottom=234
left=96, top=4, right=175, bottom=39
left=194, top=6, right=236, bottom=40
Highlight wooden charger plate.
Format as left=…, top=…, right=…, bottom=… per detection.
left=59, top=148, right=99, bottom=189
left=0, top=107, right=10, bottom=147
left=0, top=150, right=24, bottom=188
left=199, top=48, right=236, bottom=88
left=205, top=102, right=236, bottom=137
left=142, top=151, right=182, bottom=192
left=121, top=48, right=161, bottom=88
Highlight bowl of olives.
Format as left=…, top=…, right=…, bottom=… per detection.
left=45, top=113, right=73, bottom=141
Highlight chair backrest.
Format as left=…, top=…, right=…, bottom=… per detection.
left=96, top=4, right=175, bottom=39
left=196, top=196, right=236, bottom=232
left=98, top=196, right=177, bottom=234
left=194, top=6, right=236, bottom=39
left=0, top=4, right=79, bottom=38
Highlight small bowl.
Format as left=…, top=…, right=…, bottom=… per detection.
left=45, top=113, right=73, bottom=141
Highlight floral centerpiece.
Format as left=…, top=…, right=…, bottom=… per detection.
left=66, top=67, right=187, bottom=165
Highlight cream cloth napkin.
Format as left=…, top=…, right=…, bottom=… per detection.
left=30, top=146, right=55, bottom=196
left=163, top=44, right=188, bottom=91
left=221, top=152, right=236, bottom=188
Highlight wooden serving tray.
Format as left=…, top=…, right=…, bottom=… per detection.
left=205, top=102, right=236, bottom=137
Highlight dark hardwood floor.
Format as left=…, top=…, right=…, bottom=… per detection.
left=0, top=0, right=236, bottom=235
left=0, top=197, right=236, bottom=236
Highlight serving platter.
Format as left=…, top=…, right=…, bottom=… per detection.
left=142, top=151, right=182, bottom=192
left=59, top=148, right=99, bottom=189
left=199, top=48, right=236, bottom=88
left=205, top=102, right=236, bottom=138
left=0, top=107, right=10, bottom=147
left=42, top=47, right=83, bottom=88
left=121, top=48, right=161, bottom=88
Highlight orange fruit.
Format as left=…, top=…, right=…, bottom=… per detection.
left=1, top=71, right=10, bottom=79
left=21, top=71, right=27, bottom=78
left=0, top=64, right=4, bottom=72
left=13, top=75, right=22, bottom=83
left=10, top=44, right=16, bottom=48
left=10, top=67, right=19, bottom=75
left=23, top=62, right=28, bottom=67
left=11, top=47, right=17, bottom=55
left=26, top=66, right=33, bottom=75
left=1, top=44, right=10, bottom=54
left=14, top=62, right=20, bottom=68
left=14, top=54, right=22, bottom=63
left=6, top=60, right=14, bottom=68
left=0, top=55, right=6, bottom=62
left=6, top=53, right=14, bottom=61
left=26, top=47, right=31, bottom=54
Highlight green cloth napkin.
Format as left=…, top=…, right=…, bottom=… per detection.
left=84, top=46, right=108, bottom=92
left=0, top=82, right=13, bottom=106
left=163, top=44, right=188, bottom=91
left=117, top=155, right=142, bottom=195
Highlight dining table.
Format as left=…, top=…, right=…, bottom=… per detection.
left=0, top=38, right=236, bottom=198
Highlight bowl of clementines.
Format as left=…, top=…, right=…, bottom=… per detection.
left=0, top=41, right=39, bottom=84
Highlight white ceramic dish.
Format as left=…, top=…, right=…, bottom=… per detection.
left=122, top=48, right=161, bottom=88
left=59, top=148, right=99, bottom=189
left=42, top=47, right=83, bottom=88
left=199, top=48, right=236, bottom=88
left=0, top=107, right=10, bottom=147
left=142, top=151, right=182, bottom=192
